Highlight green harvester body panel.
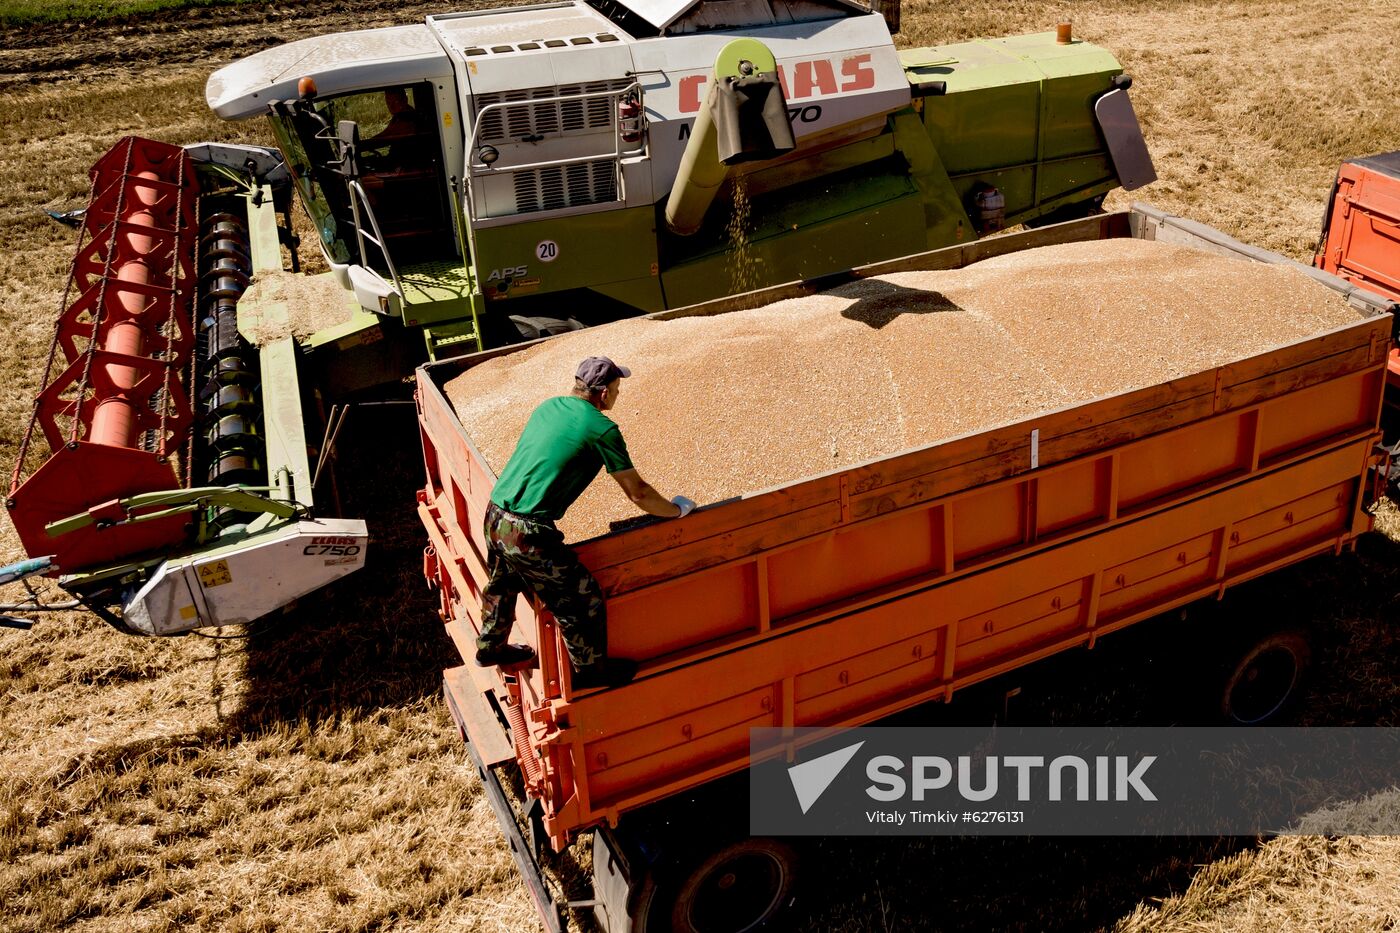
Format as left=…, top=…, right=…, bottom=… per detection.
left=904, top=33, right=1125, bottom=224
left=446, top=31, right=1130, bottom=339
left=470, top=205, right=664, bottom=313
left=659, top=166, right=926, bottom=308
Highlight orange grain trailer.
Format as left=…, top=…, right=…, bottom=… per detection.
left=415, top=205, right=1394, bottom=932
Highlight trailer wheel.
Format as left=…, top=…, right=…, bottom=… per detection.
left=1219, top=628, right=1311, bottom=724
left=637, top=837, right=799, bottom=933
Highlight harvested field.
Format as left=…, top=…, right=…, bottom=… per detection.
left=0, top=1, right=1397, bottom=932
left=448, top=239, right=1356, bottom=541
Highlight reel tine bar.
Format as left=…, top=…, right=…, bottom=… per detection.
left=6, top=137, right=201, bottom=574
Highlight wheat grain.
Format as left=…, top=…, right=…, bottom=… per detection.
left=446, top=239, right=1356, bottom=542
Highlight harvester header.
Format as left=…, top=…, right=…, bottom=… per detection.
left=8, top=136, right=367, bottom=636
left=9, top=138, right=201, bottom=574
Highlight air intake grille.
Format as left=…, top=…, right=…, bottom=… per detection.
left=476, top=79, right=632, bottom=144
left=512, top=159, right=618, bottom=214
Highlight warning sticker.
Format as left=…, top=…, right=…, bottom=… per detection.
left=198, top=560, right=233, bottom=588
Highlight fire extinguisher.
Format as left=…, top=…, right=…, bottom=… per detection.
left=619, top=95, right=642, bottom=146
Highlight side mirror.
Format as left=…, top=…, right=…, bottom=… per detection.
left=336, top=119, right=362, bottom=179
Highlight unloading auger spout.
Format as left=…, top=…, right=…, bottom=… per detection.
left=663, top=38, right=796, bottom=236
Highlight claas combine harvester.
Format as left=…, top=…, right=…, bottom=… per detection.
left=6, top=0, right=1154, bottom=637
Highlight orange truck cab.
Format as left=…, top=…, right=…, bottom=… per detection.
left=1315, top=151, right=1400, bottom=452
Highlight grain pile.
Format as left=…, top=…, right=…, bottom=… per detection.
left=446, top=239, right=1357, bottom=542
left=238, top=269, right=356, bottom=346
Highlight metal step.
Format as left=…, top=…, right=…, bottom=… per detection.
left=443, top=664, right=515, bottom=766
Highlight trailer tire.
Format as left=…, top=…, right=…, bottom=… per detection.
left=635, top=837, right=799, bottom=933
left=1219, top=628, right=1311, bottom=724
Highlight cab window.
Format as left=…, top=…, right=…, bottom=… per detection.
left=270, top=82, right=454, bottom=267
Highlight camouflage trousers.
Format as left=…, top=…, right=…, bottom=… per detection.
left=479, top=503, right=606, bottom=668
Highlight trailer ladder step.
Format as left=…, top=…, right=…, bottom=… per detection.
left=443, top=665, right=515, bottom=766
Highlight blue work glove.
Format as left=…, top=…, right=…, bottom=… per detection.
left=671, top=495, right=697, bottom=518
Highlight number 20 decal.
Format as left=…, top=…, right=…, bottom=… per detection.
left=536, top=240, right=559, bottom=262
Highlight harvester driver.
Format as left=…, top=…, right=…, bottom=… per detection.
left=365, top=88, right=431, bottom=171
left=476, top=356, right=696, bottom=690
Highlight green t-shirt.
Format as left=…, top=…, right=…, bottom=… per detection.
left=490, top=396, right=634, bottom=522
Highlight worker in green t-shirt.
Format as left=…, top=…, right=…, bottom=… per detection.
left=476, top=356, right=696, bottom=690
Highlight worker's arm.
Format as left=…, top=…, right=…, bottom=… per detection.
left=611, top=469, right=684, bottom=518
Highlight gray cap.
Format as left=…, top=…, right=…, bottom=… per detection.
left=576, top=356, right=631, bottom=389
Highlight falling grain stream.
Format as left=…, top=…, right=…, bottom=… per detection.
left=726, top=176, right=757, bottom=295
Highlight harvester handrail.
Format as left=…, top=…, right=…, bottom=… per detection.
left=465, top=81, right=643, bottom=156
left=346, top=179, right=408, bottom=303
left=473, top=149, right=625, bottom=176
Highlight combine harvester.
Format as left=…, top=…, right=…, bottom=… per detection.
left=8, top=0, right=1152, bottom=636
left=200, top=0, right=1154, bottom=346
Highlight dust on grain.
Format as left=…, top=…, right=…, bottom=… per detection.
left=447, top=238, right=1357, bottom=542
left=238, top=269, right=354, bottom=346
